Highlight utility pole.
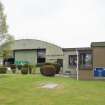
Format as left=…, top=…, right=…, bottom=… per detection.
left=76, top=49, right=79, bottom=80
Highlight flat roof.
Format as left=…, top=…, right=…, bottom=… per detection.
left=91, top=42, right=105, bottom=47
left=62, top=47, right=92, bottom=51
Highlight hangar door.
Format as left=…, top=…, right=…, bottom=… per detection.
left=14, top=50, right=37, bottom=65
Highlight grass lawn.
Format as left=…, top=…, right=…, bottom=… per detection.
left=0, top=74, right=105, bottom=105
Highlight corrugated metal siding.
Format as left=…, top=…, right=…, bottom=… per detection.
left=15, top=50, right=37, bottom=65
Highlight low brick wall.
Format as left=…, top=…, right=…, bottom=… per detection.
left=79, top=70, right=93, bottom=80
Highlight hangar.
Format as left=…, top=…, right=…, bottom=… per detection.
left=9, top=39, right=63, bottom=65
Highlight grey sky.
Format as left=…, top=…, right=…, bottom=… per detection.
left=1, top=0, right=105, bottom=48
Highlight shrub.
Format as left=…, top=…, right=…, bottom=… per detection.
left=40, top=64, right=56, bottom=76
left=0, top=66, right=7, bottom=74
left=17, top=65, right=22, bottom=70
left=31, top=66, right=36, bottom=74
left=23, top=64, right=29, bottom=68
left=54, top=63, right=61, bottom=74
left=11, top=69, right=16, bottom=74
left=21, top=67, right=28, bottom=74
left=41, top=63, right=61, bottom=74
left=21, top=64, right=28, bottom=74
left=21, top=64, right=33, bottom=74
left=10, top=64, right=16, bottom=69
left=28, top=64, right=33, bottom=74
left=40, top=63, right=52, bottom=75
left=10, top=64, right=16, bottom=74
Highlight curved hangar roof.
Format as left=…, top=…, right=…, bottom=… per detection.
left=12, top=39, right=63, bottom=56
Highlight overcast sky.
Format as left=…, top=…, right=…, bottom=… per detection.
left=1, top=0, right=105, bottom=48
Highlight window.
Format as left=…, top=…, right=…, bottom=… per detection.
left=37, top=49, right=46, bottom=64
left=69, top=55, right=77, bottom=67
left=79, top=53, right=92, bottom=69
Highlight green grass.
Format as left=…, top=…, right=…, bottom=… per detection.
left=0, top=74, right=105, bottom=105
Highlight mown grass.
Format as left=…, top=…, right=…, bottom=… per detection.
left=0, top=74, right=105, bottom=105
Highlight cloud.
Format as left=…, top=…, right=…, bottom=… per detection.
left=1, top=0, right=105, bottom=47
left=18, top=0, right=64, bottom=16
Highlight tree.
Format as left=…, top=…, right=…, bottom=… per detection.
left=0, top=2, right=14, bottom=60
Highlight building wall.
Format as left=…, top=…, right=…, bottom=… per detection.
left=63, top=49, right=93, bottom=79
left=93, top=47, right=105, bottom=68
left=46, top=55, right=63, bottom=63
left=63, top=50, right=77, bottom=76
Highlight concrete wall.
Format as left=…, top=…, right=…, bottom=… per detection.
left=63, top=50, right=77, bottom=76
left=63, top=49, right=93, bottom=79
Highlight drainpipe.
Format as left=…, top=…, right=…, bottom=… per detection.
left=76, top=49, right=79, bottom=80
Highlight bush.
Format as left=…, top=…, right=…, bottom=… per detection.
left=21, top=67, right=28, bottom=74
left=0, top=66, right=7, bottom=74
left=23, top=64, right=29, bottom=68
left=10, top=64, right=16, bottom=74
left=41, top=63, right=61, bottom=74
left=21, top=64, right=28, bottom=74
left=40, top=63, right=52, bottom=75
left=31, top=66, right=36, bottom=74
left=54, top=63, right=61, bottom=74
left=11, top=69, right=16, bottom=74
left=28, top=64, right=33, bottom=74
left=40, top=64, right=56, bottom=76
left=10, top=64, right=16, bottom=69
left=17, top=65, right=22, bottom=70
left=21, top=64, right=33, bottom=74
